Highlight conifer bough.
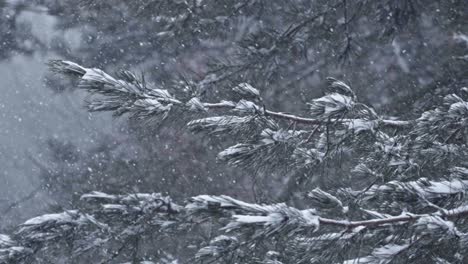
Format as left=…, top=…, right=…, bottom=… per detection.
left=3, top=59, right=467, bottom=263
left=48, top=60, right=412, bottom=128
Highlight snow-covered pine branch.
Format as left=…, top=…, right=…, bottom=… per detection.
left=341, top=177, right=468, bottom=212
left=48, top=60, right=412, bottom=175
left=1, top=0, right=464, bottom=262
left=48, top=60, right=182, bottom=121
left=187, top=195, right=320, bottom=237
left=4, top=190, right=468, bottom=263
left=49, top=60, right=411, bottom=128
left=41, top=57, right=468, bottom=263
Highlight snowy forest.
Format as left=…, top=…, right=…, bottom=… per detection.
left=0, top=0, right=467, bottom=263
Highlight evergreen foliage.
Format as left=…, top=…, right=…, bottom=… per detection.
left=1, top=0, right=467, bottom=263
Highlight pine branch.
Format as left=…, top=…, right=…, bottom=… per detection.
left=4, top=186, right=468, bottom=263
left=187, top=194, right=468, bottom=231
left=48, top=60, right=411, bottom=128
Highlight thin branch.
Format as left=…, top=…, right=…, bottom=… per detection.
left=203, top=102, right=412, bottom=127
left=0, top=185, right=42, bottom=220
left=0, top=152, right=51, bottom=220
left=318, top=205, right=468, bottom=229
